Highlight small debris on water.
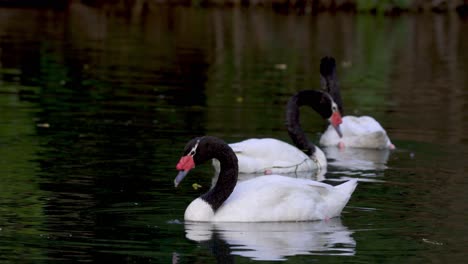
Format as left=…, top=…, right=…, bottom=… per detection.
left=422, top=238, right=443, bottom=245
left=341, top=60, right=352, bottom=68
left=36, top=123, right=50, bottom=128
left=167, top=219, right=183, bottom=224
left=274, top=64, right=287, bottom=70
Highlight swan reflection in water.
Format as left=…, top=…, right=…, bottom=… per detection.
left=184, top=218, right=355, bottom=261
left=323, top=147, right=391, bottom=180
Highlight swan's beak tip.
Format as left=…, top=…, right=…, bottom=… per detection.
left=334, top=125, right=343, bottom=138
left=174, top=170, right=189, bottom=188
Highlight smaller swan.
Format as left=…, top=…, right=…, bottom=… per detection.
left=175, top=136, right=357, bottom=222
left=318, top=57, right=395, bottom=149
left=213, top=90, right=343, bottom=175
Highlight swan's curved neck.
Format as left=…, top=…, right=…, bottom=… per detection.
left=286, top=90, right=325, bottom=156
left=201, top=142, right=238, bottom=211
left=320, top=58, right=344, bottom=115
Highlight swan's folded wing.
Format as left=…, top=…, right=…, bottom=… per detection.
left=215, top=176, right=328, bottom=221
left=229, top=143, right=244, bottom=153
left=305, top=181, right=333, bottom=195
left=307, top=182, right=332, bottom=189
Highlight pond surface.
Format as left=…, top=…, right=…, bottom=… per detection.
left=0, top=3, right=467, bottom=263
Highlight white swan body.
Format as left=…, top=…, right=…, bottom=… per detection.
left=212, top=138, right=326, bottom=174
left=320, top=116, right=394, bottom=149
left=184, top=175, right=357, bottom=222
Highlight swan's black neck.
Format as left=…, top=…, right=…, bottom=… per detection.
left=198, top=137, right=238, bottom=212
left=286, top=90, right=330, bottom=156
left=320, top=56, right=344, bottom=115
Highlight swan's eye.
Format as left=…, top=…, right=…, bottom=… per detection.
left=332, top=105, right=337, bottom=112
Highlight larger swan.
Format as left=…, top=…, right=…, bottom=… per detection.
left=175, top=136, right=357, bottom=222
left=213, top=90, right=343, bottom=175
left=319, top=57, right=395, bottom=149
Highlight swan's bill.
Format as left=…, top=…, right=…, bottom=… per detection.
left=175, top=170, right=188, bottom=188
left=175, top=155, right=196, bottom=187
left=329, top=110, right=343, bottom=138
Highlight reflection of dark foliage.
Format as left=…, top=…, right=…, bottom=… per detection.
left=457, top=3, right=468, bottom=17
left=1, top=0, right=466, bottom=14
left=76, top=0, right=468, bottom=15
left=0, top=0, right=69, bottom=9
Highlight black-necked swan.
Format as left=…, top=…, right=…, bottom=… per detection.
left=175, top=136, right=357, bottom=222
left=318, top=56, right=395, bottom=149
left=212, top=90, right=343, bottom=175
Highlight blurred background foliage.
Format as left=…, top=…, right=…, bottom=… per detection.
left=83, top=0, right=468, bottom=15
left=0, top=0, right=467, bottom=15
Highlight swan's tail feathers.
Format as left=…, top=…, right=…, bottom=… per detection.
left=335, top=179, right=358, bottom=196
left=324, top=179, right=358, bottom=218
left=320, top=56, right=336, bottom=78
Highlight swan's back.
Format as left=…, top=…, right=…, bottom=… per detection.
left=210, top=175, right=357, bottom=222
left=212, top=138, right=323, bottom=174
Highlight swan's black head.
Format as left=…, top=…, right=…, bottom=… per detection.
left=317, top=93, right=342, bottom=137
left=310, top=92, right=335, bottom=119
left=295, top=90, right=342, bottom=137
left=174, top=136, right=228, bottom=187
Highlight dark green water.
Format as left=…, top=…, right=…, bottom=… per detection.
left=0, top=3, right=467, bottom=263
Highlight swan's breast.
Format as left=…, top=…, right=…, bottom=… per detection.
left=184, top=198, right=215, bottom=222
